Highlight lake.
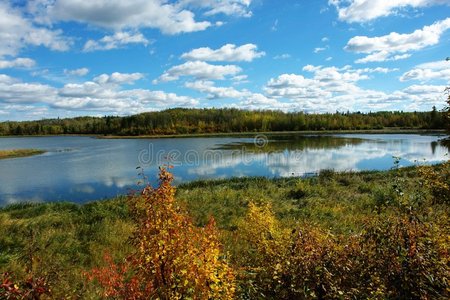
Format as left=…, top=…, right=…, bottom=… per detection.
left=0, top=133, right=448, bottom=206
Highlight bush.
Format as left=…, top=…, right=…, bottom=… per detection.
left=86, top=167, right=235, bottom=299
left=235, top=201, right=449, bottom=299
left=419, top=161, right=450, bottom=204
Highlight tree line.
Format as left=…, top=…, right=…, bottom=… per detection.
left=0, top=107, right=446, bottom=136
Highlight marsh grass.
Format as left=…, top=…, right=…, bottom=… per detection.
left=0, top=149, right=45, bottom=159
left=0, top=165, right=448, bottom=298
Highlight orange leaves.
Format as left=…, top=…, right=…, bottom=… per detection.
left=1, top=273, right=50, bottom=300
left=84, top=253, right=151, bottom=299
left=87, top=167, right=235, bottom=299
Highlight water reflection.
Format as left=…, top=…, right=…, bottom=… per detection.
left=215, top=135, right=364, bottom=152
left=0, top=134, right=448, bottom=205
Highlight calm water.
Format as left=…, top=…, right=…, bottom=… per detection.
left=0, top=134, right=448, bottom=206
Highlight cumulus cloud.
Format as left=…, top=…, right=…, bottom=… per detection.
left=83, top=31, right=150, bottom=52
left=183, top=79, right=293, bottom=111
left=400, top=60, right=450, bottom=82
left=0, top=74, right=20, bottom=84
left=345, top=18, right=450, bottom=63
left=0, top=58, right=36, bottom=69
left=0, top=78, right=57, bottom=104
left=64, top=67, right=89, bottom=76
left=155, top=61, right=242, bottom=82
left=238, top=93, right=295, bottom=111
left=263, top=65, right=436, bottom=112
left=93, top=72, right=144, bottom=85
left=329, top=0, right=449, bottom=23
left=181, top=44, right=265, bottom=62
left=185, top=80, right=248, bottom=99
left=0, top=73, right=198, bottom=117
left=0, top=2, right=71, bottom=58
left=402, top=84, right=447, bottom=95
left=43, top=0, right=211, bottom=35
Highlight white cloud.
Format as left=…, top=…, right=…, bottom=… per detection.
left=263, top=65, right=436, bottom=113
left=265, top=73, right=332, bottom=101
left=314, top=47, right=326, bottom=53
left=0, top=2, right=71, bottom=58
left=183, top=79, right=294, bottom=111
left=155, top=61, right=242, bottom=82
left=0, top=73, right=198, bottom=116
left=181, top=44, right=265, bottom=62
left=345, top=18, right=450, bottom=63
left=185, top=80, right=247, bottom=99
left=355, top=52, right=411, bottom=63
left=274, top=54, right=291, bottom=60
left=179, top=0, right=253, bottom=17
left=238, top=93, right=295, bottom=111
left=93, top=72, right=144, bottom=85
left=83, top=31, right=150, bottom=52
left=0, top=79, right=57, bottom=104
left=0, top=58, right=36, bottom=69
left=400, top=60, right=450, bottom=82
left=54, top=84, right=199, bottom=113
left=232, top=75, right=248, bottom=83
left=0, top=74, right=19, bottom=84
left=64, top=68, right=89, bottom=76
left=402, top=84, right=447, bottom=95
left=330, top=0, right=449, bottom=23
left=45, top=0, right=211, bottom=35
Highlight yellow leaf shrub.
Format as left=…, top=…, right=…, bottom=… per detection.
left=419, top=160, right=450, bottom=204
left=88, top=167, right=235, bottom=299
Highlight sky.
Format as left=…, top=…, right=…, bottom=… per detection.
left=0, top=0, right=449, bottom=121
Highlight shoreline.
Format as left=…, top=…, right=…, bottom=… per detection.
left=93, top=128, right=447, bottom=139
left=0, top=164, right=440, bottom=208
left=0, top=129, right=446, bottom=139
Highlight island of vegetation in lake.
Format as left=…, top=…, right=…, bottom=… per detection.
left=0, top=149, right=45, bottom=160
left=0, top=107, right=446, bottom=136
left=1, top=162, right=449, bottom=299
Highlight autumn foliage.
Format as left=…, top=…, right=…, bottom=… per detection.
left=2, top=163, right=448, bottom=299
left=86, top=167, right=235, bottom=299
left=1, top=273, right=50, bottom=300
left=235, top=200, right=449, bottom=299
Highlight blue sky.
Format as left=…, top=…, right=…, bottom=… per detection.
left=0, top=0, right=449, bottom=121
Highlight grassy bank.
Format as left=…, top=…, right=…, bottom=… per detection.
left=0, top=149, right=45, bottom=159
left=0, top=164, right=449, bottom=298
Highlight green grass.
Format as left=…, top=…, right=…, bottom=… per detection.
left=0, top=149, right=45, bottom=159
left=176, top=168, right=422, bottom=233
left=0, top=165, right=448, bottom=298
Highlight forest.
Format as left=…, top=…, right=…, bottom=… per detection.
left=0, top=107, right=446, bottom=136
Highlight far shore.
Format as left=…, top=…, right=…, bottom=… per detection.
left=96, top=128, right=447, bottom=139
left=0, top=128, right=447, bottom=140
